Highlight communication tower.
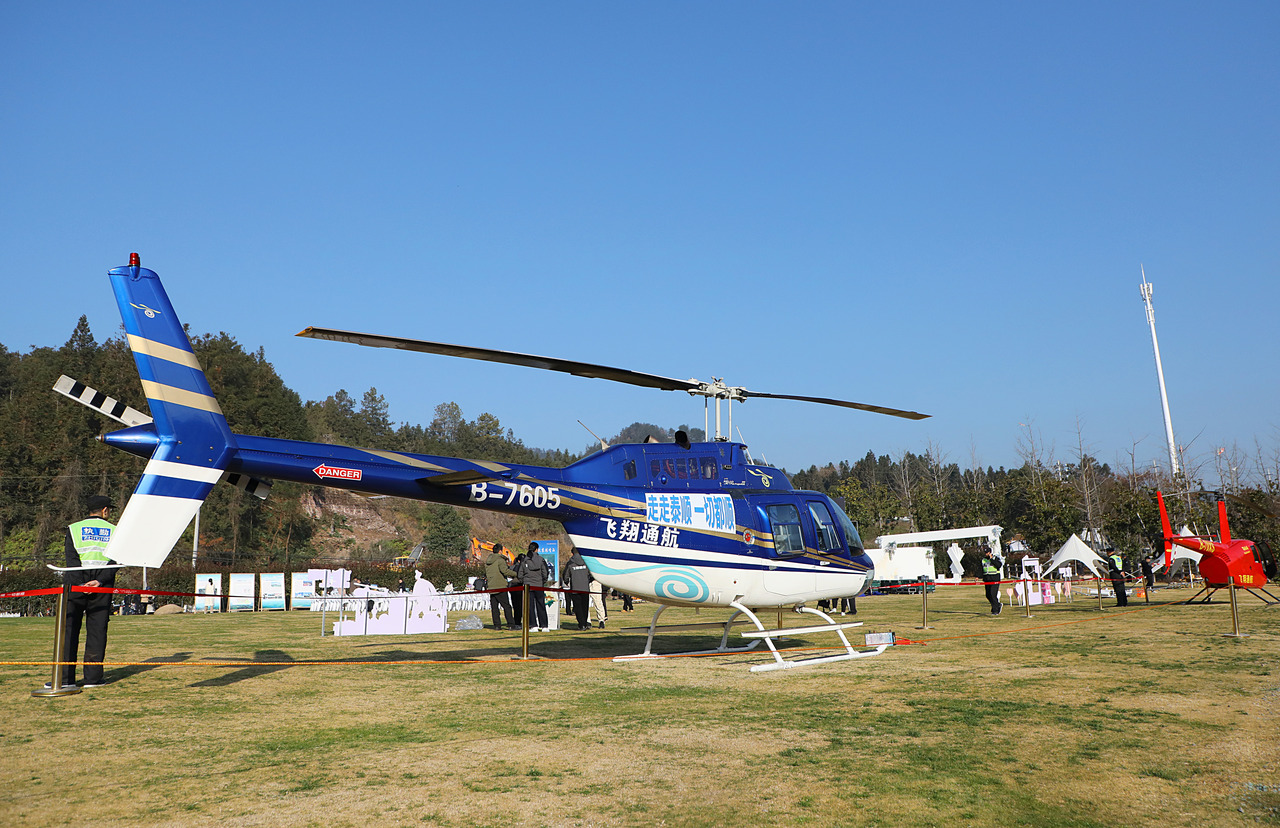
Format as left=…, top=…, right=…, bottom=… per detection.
left=1139, top=266, right=1180, bottom=477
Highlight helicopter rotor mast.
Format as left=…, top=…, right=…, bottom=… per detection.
left=684, top=377, right=747, bottom=440
left=296, top=327, right=928, bottom=441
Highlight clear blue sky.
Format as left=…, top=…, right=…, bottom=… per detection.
left=3, top=2, right=1277, bottom=481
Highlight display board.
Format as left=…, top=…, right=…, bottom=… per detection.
left=260, top=573, right=286, bottom=610
left=290, top=572, right=315, bottom=609
left=228, top=573, right=255, bottom=611
left=195, top=574, right=221, bottom=612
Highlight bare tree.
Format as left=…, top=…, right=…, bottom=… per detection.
left=923, top=439, right=950, bottom=521
left=893, top=449, right=916, bottom=531
left=1071, top=417, right=1102, bottom=540
left=1252, top=433, right=1280, bottom=494
left=1213, top=441, right=1248, bottom=493
left=1016, top=420, right=1054, bottom=504
left=1116, top=435, right=1149, bottom=492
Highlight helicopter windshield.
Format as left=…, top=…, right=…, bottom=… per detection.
left=826, top=497, right=864, bottom=553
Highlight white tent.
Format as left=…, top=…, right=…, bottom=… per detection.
left=1042, top=534, right=1108, bottom=578
left=1151, top=527, right=1203, bottom=574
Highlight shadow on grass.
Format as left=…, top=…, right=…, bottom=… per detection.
left=171, top=630, right=781, bottom=686
left=103, top=652, right=193, bottom=684
left=190, top=649, right=296, bottom=687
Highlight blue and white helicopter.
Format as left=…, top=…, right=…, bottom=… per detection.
left=66, top=255, right=928, bottom=671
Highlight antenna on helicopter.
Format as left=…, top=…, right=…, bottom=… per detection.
left=577, top=420, right=609, bottom=453
left=736, top=426, right=763, bottom=466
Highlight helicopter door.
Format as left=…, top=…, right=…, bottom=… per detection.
left=755, top=497, right=820, bottom=600
left=804, top=499, right=844, bottom=555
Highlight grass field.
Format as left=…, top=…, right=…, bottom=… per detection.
left=1, top=584, right=1277, bottom=828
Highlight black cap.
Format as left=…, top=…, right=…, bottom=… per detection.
left=87, top=494, right=115, bottom=512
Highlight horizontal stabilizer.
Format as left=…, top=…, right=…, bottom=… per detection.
left=54, top=375, right=152, bottom=427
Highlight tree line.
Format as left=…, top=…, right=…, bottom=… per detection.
left=2, top=317, right=1278, bottom=586
left=790, top=442, right=1280, bottom=564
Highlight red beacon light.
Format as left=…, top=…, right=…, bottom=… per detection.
left=129, top=252, right=140, bottom=267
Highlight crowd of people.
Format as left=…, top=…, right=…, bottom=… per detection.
left=480, top=541, right=633, bottom=633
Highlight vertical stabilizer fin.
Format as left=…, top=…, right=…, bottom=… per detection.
left=1156, top=490, right=1174, bottom=569
left=104, top=255, right=236, bottom=567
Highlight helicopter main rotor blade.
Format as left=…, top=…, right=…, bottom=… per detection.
left=745, top=391, right=929, bottom=420
left=297, top=327, right=700, bottom=392
left=297, top=326, right=930, bottom=420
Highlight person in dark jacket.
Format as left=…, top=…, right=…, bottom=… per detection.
left=519, top=543, right=550, bottom=631
left=484, top=543, right=517, bottom=630
left=62, top=495, right=118, bottom=687
left=561, top=547, right=592, bottom=630
left=980, top=544, right=1003, bottom=615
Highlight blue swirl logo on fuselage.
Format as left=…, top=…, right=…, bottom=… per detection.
left=654, top=570, right=710, bottom=603
left=584, top=557, right=712, bottom=604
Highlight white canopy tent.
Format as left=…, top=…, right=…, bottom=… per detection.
left=1042, top=534, right=1108, bottom=578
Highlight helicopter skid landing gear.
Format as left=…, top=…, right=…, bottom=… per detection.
left=1186, top=586, right=1280, bottom=607
left=1245, top=587, right=1279, bottom=606
left=738, top=603, right=888, bottom=673
left=613, top=605, right=762, bottom=662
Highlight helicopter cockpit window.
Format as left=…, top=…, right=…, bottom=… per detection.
left=807, top=501, right=841, bottom=552
left=650, top=459, right=661, bottom=479
left=623, top=460, right=637, bottom=481
left=827, top=497, right=864, bottom=552
left=765, top=504, right=805, bottom=555
left=700, top=457, right=718, bottom=480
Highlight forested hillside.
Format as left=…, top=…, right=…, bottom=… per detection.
left=2, top=319, right=1278, bottom=578
left=0, top=319, right=576, bottom=573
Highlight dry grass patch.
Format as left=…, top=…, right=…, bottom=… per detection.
left=0, top=586, right=1276, bottom=827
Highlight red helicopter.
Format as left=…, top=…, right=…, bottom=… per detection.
left=1156, top=490, right=1278, bottom=605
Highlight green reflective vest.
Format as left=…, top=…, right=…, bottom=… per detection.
left=981, top=557, right=1000, bottom=577
left=69, top=517, right=115, bottom=564
left=1109, top=553, right=1123, bottom=573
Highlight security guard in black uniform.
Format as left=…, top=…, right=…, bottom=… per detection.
left=62, top=494, right=118, bottom=687
left=981, top=544, right=1003, bottom=615
left=1107, top=548, right=1128, bottom=608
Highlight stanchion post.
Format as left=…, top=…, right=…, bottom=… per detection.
left=1023, top=577, right=1033, bottom=618
left=917, top=579, right=933, bottom=629
left=32, top=582, right=81, bottom=698
left=1225, top=576, right=1247, bottom=638
left=520, top=585, right=530, bottom=658
left=1096, top=575, right=1104, bottom=611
